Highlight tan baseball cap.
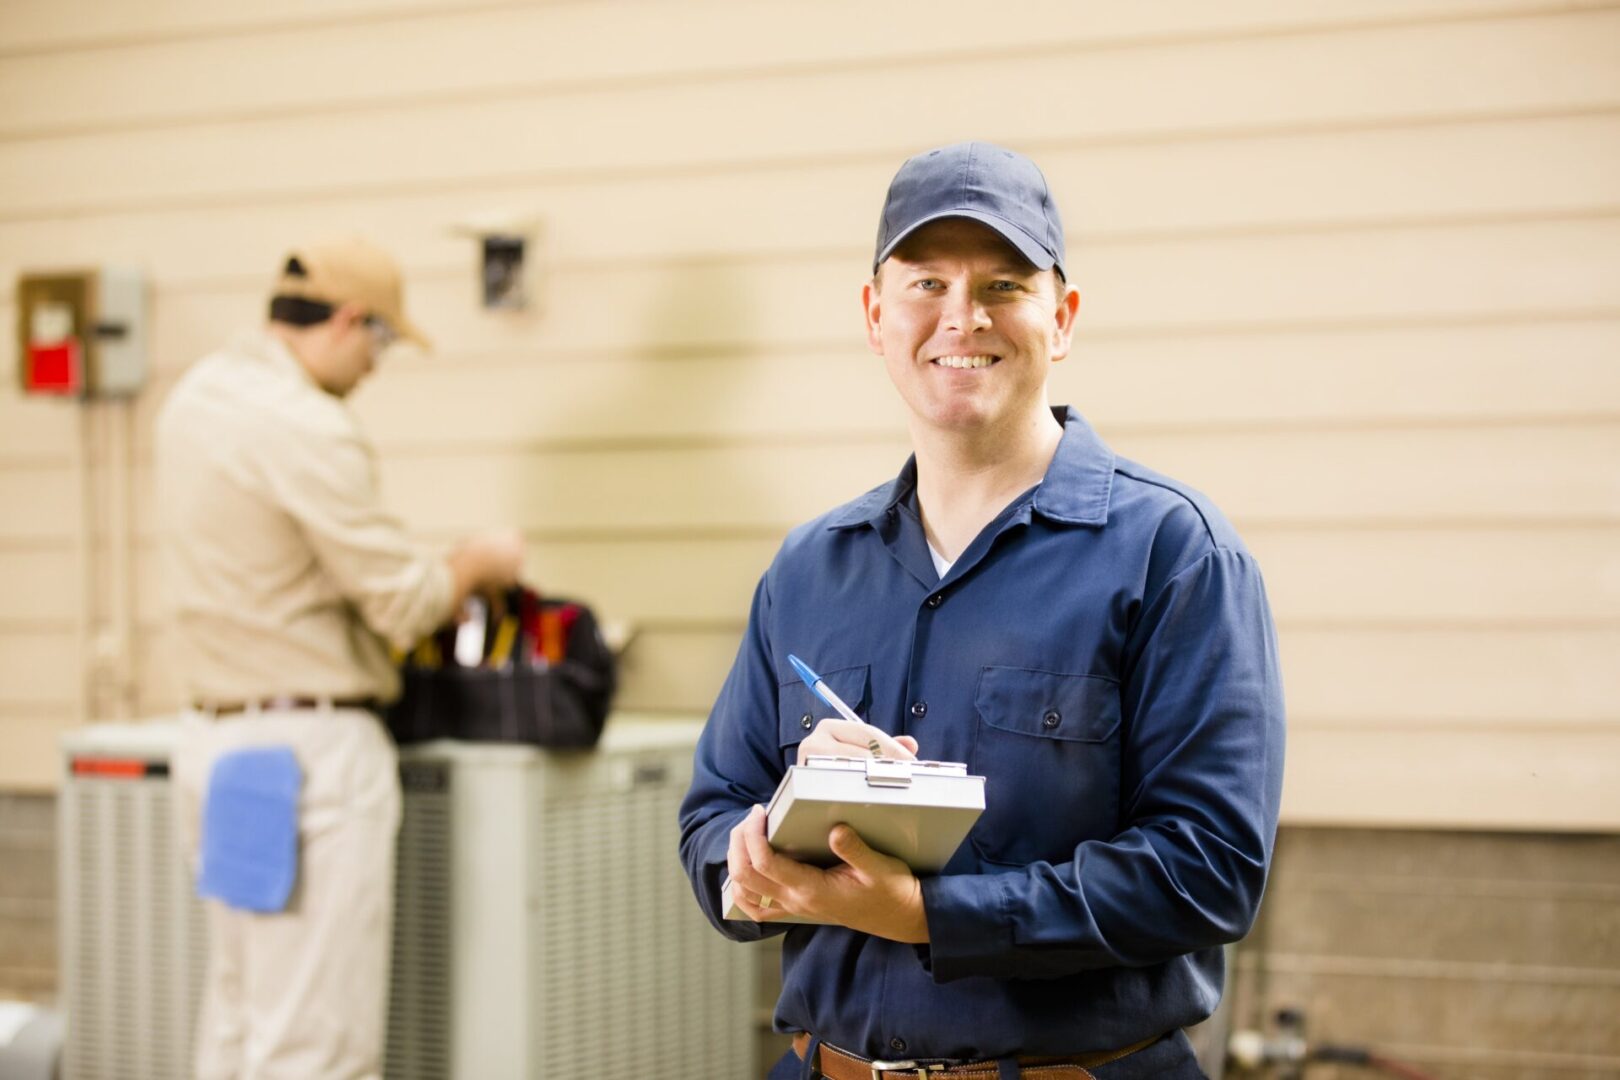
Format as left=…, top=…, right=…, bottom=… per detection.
left=271, top=236, right=430, bottom=349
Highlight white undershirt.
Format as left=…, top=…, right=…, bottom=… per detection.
left=927, top=540, right=954, bottom=579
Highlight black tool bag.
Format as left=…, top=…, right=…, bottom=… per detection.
left=385, top=589, right=616, bottom=749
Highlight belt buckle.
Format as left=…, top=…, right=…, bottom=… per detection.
left=868, top=1062, right=942, bottom=1079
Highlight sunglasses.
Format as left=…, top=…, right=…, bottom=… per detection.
left=363, top=314, right=398, bottom=352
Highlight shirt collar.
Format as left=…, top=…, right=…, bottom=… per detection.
left=1030, top=406, right=1115, bottom=526
left=237, top=328, right=322, bottom=390
left=827, top=406, right=1115, bottom=530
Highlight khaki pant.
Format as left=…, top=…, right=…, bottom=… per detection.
left=173, top=706, right=401, bottom=1080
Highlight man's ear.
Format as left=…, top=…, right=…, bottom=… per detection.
left=333, top=301, right=368, bottom=332
left=1049, top=284, right=1081, bottom=364
left=862, top=279, right=883, bottom=356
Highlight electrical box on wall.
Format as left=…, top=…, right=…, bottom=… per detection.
left=15, top=267, right=147, bottom=398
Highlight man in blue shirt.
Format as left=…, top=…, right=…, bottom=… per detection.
left=679, top=142, right=1285, bottom=1079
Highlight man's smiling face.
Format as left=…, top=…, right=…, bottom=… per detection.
left=864, top=217, right=1078, bottom=440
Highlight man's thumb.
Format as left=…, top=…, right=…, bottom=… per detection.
left=829, top=824, right=874, bottom=869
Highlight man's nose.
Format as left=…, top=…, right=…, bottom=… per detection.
left=941, top=284, right=992, bottom=333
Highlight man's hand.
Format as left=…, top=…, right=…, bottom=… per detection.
left=726, top=805, right=930, bottom=944
left=797, top=719, right=919, bottom=764
left=447, top=528, right=525, bottom=606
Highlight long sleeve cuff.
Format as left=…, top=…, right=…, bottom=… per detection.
left=685, top=811, right=786, bottom=944
left=918, top=870, right=1018, bottom=982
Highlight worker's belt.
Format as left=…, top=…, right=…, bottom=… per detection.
left=194, top=696, right=382, bottom=718
left=792, top=1033, right=1159, bottom=1080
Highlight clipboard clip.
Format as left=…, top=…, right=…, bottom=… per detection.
left=864, top=758, right=913, bottom=788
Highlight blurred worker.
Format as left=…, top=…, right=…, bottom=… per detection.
left=156, top=237, right=523, bottom=1080
left=680, top=144, right=1286, bottom=1078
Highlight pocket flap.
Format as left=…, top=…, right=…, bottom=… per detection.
left=777, top=663, right=870, bottom=747
left=975, top=666, right=1120, bottom=744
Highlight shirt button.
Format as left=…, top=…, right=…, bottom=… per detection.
left=889, top=1037, right=908, bottom=1054
left=800, top=714, right=813, bottom=731
left=1042, top=709, right=1061, bottom=729
left=924, top=593, right=943, bottom=609
left=910, top=701, right=928, bottom=719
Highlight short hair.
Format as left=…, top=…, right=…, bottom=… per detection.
left=268, top=294, right=337, bottom=328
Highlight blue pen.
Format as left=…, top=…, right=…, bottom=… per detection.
left=788, top=654, right=865, bottom=725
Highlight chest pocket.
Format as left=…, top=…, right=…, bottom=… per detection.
left=776, top=664, right=871, bottom=762
left=969, top=666, right=1122, bottom=867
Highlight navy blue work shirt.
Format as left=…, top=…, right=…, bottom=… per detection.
left=678, top=407, right=1285, bottom=1067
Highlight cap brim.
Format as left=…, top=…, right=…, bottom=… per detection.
left=394, top=314, right=432, bottom=352
left=875, top=209, right=1059, bottom=277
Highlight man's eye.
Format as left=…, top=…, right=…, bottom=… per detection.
left=989, top=280, right=1021, bottom=292
left=915, top=278, right=942, bottom=290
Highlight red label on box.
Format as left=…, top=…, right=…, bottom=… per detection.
left=26, top=339, right=81, bottom=394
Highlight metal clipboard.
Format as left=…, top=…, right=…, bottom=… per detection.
left=721, top=756, right=985, bottom=923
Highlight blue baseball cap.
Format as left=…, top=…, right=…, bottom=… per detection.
left=873, top=141, right=1067, bottom=280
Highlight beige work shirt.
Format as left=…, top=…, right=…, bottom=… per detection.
left=155, top=330, right=453, bottom=704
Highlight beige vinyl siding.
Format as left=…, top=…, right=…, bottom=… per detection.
left=0, top=0, right=1616, bottom=838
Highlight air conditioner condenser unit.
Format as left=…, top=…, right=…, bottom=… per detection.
left=59, top=717, right=753, bottom=1079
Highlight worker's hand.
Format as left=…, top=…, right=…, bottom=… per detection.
left=726, top=805, right=929, bottom=943
left=797, top=719, right=919, bottom=765
left=449, top=528, right=525, bottom=600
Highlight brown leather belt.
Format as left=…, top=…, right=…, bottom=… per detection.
left=791, top=1033, right=1159, bottom=1080
left=195, top=696, right=381, bottom=718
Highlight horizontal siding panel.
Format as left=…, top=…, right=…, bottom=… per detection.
left=5, top=12, right=1620, bottom=216
left=612, top=626, right=741, bottom=713
left=182, top=353, right=905, bottom=453
left=0, top=468, right=78, bottom=543
left=83, top=622, right=1620, bottom=828
left=607, top=624, right=1620, bottom=728
left=1066, top=319, right=1620, bottom=431
left=5, top=115, right=1620, bottom=286
left=127, top=535, right=774, bottom=629
left=0, top=396, right=77, bottom=463
left=15, top=427, right=1620, bottom=563
left=1283, top=627, right=1620, bottom=724
left=0, top=630, right=78, bottom=708
left=3, top=219, right=1611, bottom=388
left=265, top=439, right=903, bottom=537
left=1108, top=423, right=1620, bottom=524
left=550, top=623, right=1620, bottom=729
left=236, top=321, right=1620, bottom=453
left=1283, top=725, right=1620, bottom=829
left=318, top=425, right=1620, bottom=532
left=589, top=628, right=1620, bottom=828
left=1250, top=526, right=1620, bottom=623
left=97, top=423, right=1620, bottom=540
left=6, top=1, right=1612, bottom=133
left=120, top=524, right=1619, bottom=630
left=1, top=0, right=1603, bottom=59
left=0, top=0, right=495, bottom=55
left=0, top=549, right=80, bottom=622
left=1066, top=218, right=1620, bottom=334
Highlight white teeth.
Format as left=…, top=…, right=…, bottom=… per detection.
left=933, top=355, right=996, bottom=369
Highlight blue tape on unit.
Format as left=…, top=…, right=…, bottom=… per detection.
left=196, top=746, right=303, bottom=914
